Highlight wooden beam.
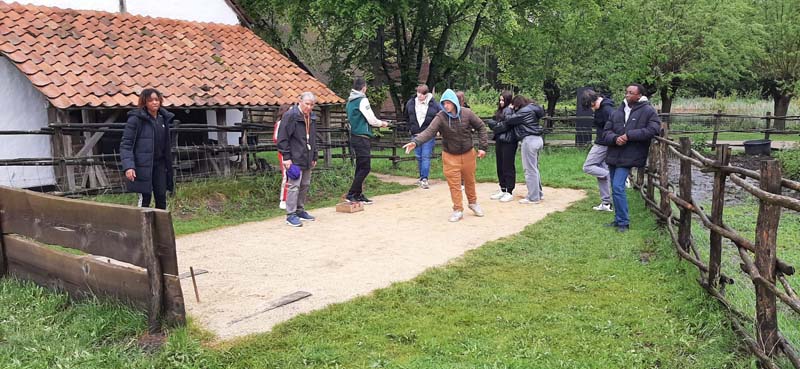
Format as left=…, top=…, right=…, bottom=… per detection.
left=141, top=210, right=163, bottom=333
left=4, top=233, right=184, bottom=326
left=0, top=186, right=179, bottom=275
left=708, top=145, right=730, bottom=289
left=321, top=106, right=332, bottom=167
left=678, top=137, right=693, bottom=253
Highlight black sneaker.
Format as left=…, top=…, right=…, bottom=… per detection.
left=345, top=193, right=358, bottom=203
left=616, top=225, right=629, bottom=233
left=356, top=194, right=373, bottom=205
left=603, top=221, right=619, bottom=228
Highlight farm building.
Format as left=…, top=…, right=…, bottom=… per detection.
left=0, top=0, right=343, bottom=191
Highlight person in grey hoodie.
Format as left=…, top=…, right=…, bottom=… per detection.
left=581, top=89, right=616, bottom=212
left=403, top=89, right=489, bottom=222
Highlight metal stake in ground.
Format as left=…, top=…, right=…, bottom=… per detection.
left=190, top=266, right=200, bottom=303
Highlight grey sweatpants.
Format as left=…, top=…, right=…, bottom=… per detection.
left=286, top=168, right=312, bottom=215
left=583, top=144, right=611, bottom=204
left=520, top=135, right=544, bottom=201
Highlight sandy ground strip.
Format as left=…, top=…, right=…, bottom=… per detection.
left=176, top=175, right=585, bottom=339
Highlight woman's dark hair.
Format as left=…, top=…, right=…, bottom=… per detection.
left=581, top=89, right=600, bottom=109
left=137, top=88, right=163, bottom=109
left=494, top=90, right=513, bottom=121
left=456, top=91, right=467, bottom=107
left=511, top=95, right=530, bottom=111
left=276, top=103, right=292, bottom=121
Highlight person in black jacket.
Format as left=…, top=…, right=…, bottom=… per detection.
left=405, top=84, right=441, bottom=188
left=120, top=88, right=174, bottom=210
left=486, top=90, right=516, bottom=202
left=277, top=92, right=319, bottom=227
left=581, top=89, right=616, bottom=212
left=502, top=95, right=545, bottom=204
left=601, top=84, right=661, bottom=232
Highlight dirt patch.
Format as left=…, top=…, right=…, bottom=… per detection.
left=176, top=176, right=586, bottom=339
left=665, top=153, right=796, bottom=205
left=205, top=192, right=227, bottom=213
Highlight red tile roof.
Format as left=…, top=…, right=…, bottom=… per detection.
left=0, top=2, right=343, bottom=109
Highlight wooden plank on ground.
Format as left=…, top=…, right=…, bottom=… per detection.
left=0, top=186, right=178, bottom=274
left=228, top=291, right=312, bottom=325
left=4, top=234, right=185, bottom=325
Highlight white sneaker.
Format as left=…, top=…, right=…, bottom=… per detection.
left=499, top=192, right=514, bottom=202
left=519, top=198, right=541, bottom=205
left=592, top=202, right=613, bottom=212
left=420, top=178, right=430, bottom=189
left=489, top=190, right=504, bottom=200
left=449, top=210, right=463, bottom=222
left=279, top=200, right=286, bottom=210
left=468, top=203, right=485, bottom=217
left=625, top=178, right=632, bottom=188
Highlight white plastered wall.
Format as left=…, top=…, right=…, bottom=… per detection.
left=205, top=109, right=243, bottom=146
left=16, top=0, right=240, bottom=25
left=0, top=57, right=56, bottom=188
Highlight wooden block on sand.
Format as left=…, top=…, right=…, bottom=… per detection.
left=336, top=201, right=363, bottom=213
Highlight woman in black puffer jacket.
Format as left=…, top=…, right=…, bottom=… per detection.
left=119, top=89, right=174, bottom=210
left=503, top=95, right=545, bottom=204
left=486, top=90, right=516, bottom=202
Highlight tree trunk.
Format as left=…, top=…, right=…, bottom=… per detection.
left=660, top=86, right=674, bottom=114
left=772, top=93, right=792, bottom=131
left=543, top=78, right=560, bottom=118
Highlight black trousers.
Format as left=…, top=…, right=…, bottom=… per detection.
left=348, top=135, right=371, bottom=195
left=495, top=141, right=518, bottom=193
left=140, top=160, right=168, bottom=210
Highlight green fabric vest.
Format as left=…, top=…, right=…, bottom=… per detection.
left=346, top=97, right=372, bottom=137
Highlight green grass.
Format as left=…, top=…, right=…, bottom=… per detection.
left=1, top=146, right=763, bottom=368
left=688, top=198, right=800, bottom=351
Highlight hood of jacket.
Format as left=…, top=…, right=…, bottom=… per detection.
left=440, top=89, right=460, bottom=118
left=417, top=93, right=433, bottom=106
left=348, top=89, right=366, bottom=102
left=128, top=107, right=175, bottom=121
left=599, top=96, right=615, bottom=110
left=624, top=95, right=650, bottom=109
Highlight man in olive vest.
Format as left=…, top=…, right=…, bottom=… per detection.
left=345, top=77, right=388, bottom=204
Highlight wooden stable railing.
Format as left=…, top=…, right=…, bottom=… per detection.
left=636, top=135, right=800, bottom=368
left=0, top=186, right=185, bottom=332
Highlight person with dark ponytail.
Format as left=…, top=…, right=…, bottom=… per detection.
left=486, top=91, right=516, bottom=202
left=120, top=88, right=174, bottom=210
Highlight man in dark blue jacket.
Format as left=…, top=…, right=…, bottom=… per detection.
left=277, top=92, right=319, bottom=227
left=601, top=84, right=661, bottom=232
left=581, top=89, right=616, bottom=212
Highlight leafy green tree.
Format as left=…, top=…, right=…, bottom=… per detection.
left=239, top=0, right=508, bottom=116
left=601, top=0, right=760, bottom=114
left=753, top=0, right=800, bottom=129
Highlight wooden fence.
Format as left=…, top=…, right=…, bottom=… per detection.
left=0, top=186, right=185, bottom=332
left=636, top=134, right=800, bottom=368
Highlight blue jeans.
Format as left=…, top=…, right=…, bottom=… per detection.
left=609, top=165, right=630, bottom=226
left=413, top=135, right=435, bottom=180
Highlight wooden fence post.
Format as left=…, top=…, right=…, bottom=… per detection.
left=658, top=141, right=671, bottom=220
left=215, top=109, right=231, bottom=176
left=646, top=145, right=656, bottom=205
left=708, top=144, right=731, bottom=289
left=754, top=160, right=782, bottom=359
left=141, top=210, right=164, bottom=333
left=711, top=109, right=722, bottom=149
left=764, top=112, right=771, bottom=141
left=678, top=137, right=693, bottom=252
left=321, top=106, right=332, bottom=167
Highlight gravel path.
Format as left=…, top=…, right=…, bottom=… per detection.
left=176, top=175, right=585, bottom=339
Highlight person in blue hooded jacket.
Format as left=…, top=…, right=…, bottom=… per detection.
left=403, top=89, right=489, bottom=222
left=120, top=88, right=174, bottom=210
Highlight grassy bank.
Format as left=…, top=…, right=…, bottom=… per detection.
left=1, top=147, right=762, bottom=368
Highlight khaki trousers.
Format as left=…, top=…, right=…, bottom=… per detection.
left=442, top=149, right=477, bottom=211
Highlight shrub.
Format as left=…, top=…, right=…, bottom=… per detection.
left=775, top=149, right=800, bottom=180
